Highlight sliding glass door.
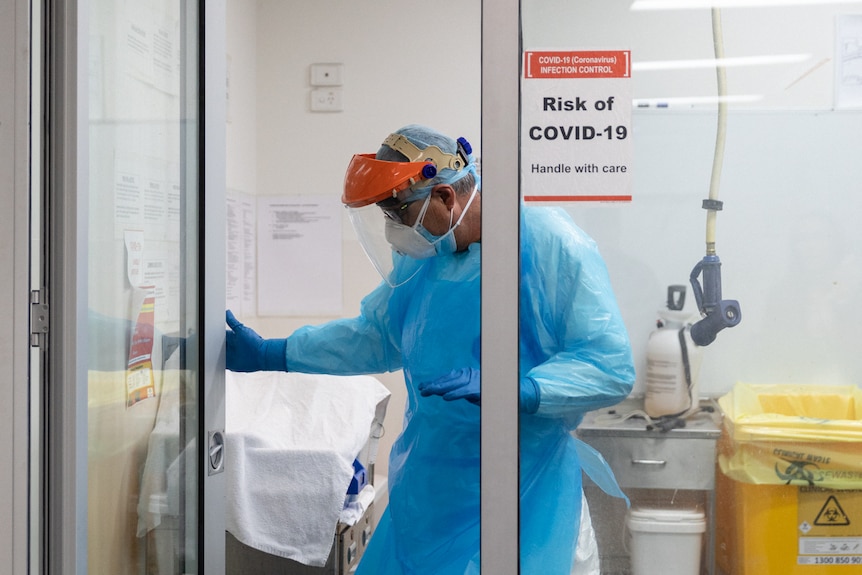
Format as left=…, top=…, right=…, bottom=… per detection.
left=38, top=1, right=225, bottom=573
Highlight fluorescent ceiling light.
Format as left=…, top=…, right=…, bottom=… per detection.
left=632, top=0, right=862, bottom=9
left=633, top=94, right=764, bottom=106
left=633, top=54, right=811, bottom=71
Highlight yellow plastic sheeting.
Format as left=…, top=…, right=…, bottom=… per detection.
left=718, top=382, right=862, bottom=489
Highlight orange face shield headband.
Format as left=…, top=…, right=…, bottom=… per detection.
left=341, top=133, right=470, bottom=208
left=342, top=154, right=435, bottom=208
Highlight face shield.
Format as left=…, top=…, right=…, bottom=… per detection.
left=345, top=201, right=424, bottom=287
left=342, top=132, right=475, bottom=287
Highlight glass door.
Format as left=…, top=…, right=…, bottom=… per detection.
left=39, top=1, right=225, bottom=573
left=519, top=2, right=862, bottom=575
left=86, top=0, right=201, bottom=572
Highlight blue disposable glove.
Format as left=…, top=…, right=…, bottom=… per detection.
left=418, top=368, right=481, bottom=405
left=418, top=368, right=540, bottom=413
left=225, top=310, right=288, bottom=372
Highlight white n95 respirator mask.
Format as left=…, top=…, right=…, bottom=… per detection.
left=384, top=186, right=477, bottom=259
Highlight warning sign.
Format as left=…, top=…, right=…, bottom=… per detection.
left=521, top=49, right=632, bottom=203
left=815, top=495, right=852, bottom=527
left=799, top=488, right=861, bottom=537
left=126, top=286, right=157, bottom=407
left=523, top=50, right=631, bottom=79
left=797, top=487, right=862, bottom=564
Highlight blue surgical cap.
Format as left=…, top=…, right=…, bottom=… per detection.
left=376, top=124, right=479, bottom=200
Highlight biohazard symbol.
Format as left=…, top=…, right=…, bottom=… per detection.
left=775, top=459, right=820, bottom=485
left=814, top=495, right=851, bottom=526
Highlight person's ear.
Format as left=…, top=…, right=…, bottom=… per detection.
left=433, top=184, right=457, bottom=210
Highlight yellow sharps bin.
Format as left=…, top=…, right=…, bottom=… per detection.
left=715, top=383, right=862, bottom=574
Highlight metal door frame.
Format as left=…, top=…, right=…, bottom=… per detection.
left=41, top=1, right=88, bottom=572
left=1, top=1, right=35, bottom=575
left=201, top=2, right=227, bottom=574
left=480, top=2, right=521, bottom=574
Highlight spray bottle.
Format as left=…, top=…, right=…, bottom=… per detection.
left=645, top=285, right=703, bottom=419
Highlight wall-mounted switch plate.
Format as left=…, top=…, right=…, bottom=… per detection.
left=310, top=63, right=343, bottom=86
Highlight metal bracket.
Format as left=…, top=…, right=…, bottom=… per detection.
left=30, top=290, right=49, bottom=347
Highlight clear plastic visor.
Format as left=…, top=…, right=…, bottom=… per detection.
left=346, top=203, right=423, bottom=287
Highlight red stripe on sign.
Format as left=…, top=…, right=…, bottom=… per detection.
left=524, top=51, right=631, bottom=79
left=524, top=195, right=632, bottom=203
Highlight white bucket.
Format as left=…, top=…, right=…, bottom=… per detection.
left=626, top=507, right=706, bottom=575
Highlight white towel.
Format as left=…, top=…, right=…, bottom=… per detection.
left=339, top=484, right=376, bottom=526
left=225, top=371, right=390, bottom=566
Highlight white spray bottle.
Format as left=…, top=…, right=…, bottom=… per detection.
left=644, top=285, right=703, bottom=419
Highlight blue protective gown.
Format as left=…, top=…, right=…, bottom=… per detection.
left=284, top=206, right=635, bottom=574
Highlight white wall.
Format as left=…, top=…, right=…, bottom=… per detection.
left=227, top=0, right=258, bottom=198
left=226, top=1, right=862, bottom=479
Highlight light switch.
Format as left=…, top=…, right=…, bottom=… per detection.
left=310, top=63, right=343, bottom=86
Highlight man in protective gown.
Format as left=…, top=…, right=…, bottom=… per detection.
left=226, top=124, right=635, bottom=574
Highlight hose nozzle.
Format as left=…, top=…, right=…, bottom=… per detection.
left=689, top=254, right=741, bottom=346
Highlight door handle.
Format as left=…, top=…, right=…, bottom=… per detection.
left=631, top=458, right=667, bottom=466
left=208, top=430, right=225, bottom=475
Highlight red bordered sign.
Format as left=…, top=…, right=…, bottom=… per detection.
left=524, top=50, right=631, bottom=80
left=521, top=49, right=633, bottom=203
